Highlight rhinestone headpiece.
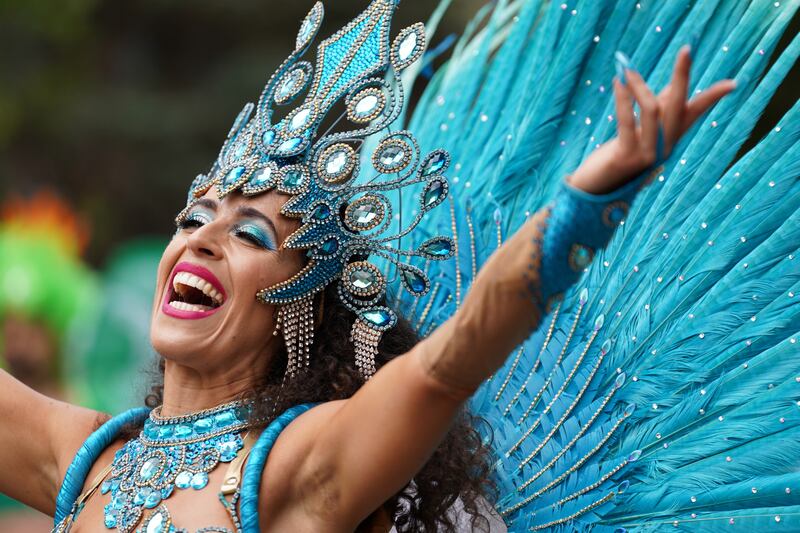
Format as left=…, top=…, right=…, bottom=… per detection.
left=179, top=0, right=454, bottom=369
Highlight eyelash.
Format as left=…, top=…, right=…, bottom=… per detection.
left=177, top=213, right=275, bottom=250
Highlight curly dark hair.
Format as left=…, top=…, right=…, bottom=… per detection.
left=143, top=283, right=497, bottom=532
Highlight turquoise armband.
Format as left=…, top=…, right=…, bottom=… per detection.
left=538, top=172, right=650, bottom=306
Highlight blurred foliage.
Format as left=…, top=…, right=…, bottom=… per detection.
left=0, top=0, right=795, bottom=267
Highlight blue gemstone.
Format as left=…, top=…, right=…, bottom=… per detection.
left=100, top=480, right=111, bottom=495
left=215, top=411, right=236, bottom=426
left=311, top=204, right=331, bottom=221
left=190, top=472, right=209, bottom=490
left=144, top=489, right=162, bottom=509
left=193, top=418, right=213, bottom=433
left=423, top=153, right=447, bottom=175
left=424, top=181, right=444, bottom=206
left=134, top=488, right=150, bottom=506
left=277, top=137, right=303, bottom=153
left=363, top=310, right=392, bottom=328
left=175, top=471, right=192, bottom=489
left=139, top=457, right=161, bottom=482
left=262, top=130, right=276, bottom=147
left=232, top=140, right=248, bottom=159
left=402, top=270, right=426, bottom=294
left=111, top=493, right=125, bottom=510
left=224, top=166, right=246, bottom=188
left=174, top=424, right=193, bottom=438
left=144, top=424, right=159, bottom=440
left=251, top=166, right=273, bottom=186
left=319, top=238, right=338, bottom=255
left=235, top=406, right=250, bottom=421
left=104, top=513, right=117, bottom=528
left=420, top=239, right=452, bottom=257
left=157, top=425, right=174, bottom=439
left=283, top=170, right=304, bottom=188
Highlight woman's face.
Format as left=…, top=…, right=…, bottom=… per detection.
left=150, top=186, right=304, bottom=371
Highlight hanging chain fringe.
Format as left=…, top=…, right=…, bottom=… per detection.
left=274, top=294, right=315, bottom=379
left=350, top=318, right=381, bottom=379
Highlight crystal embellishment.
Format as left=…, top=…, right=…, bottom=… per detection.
left=99, top=401, right=250, bottom=533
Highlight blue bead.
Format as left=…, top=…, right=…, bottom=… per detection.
left=144, top=489, right=162, bottom=509
left=424, top=181, right=444, bottom=206
left=104, top=513, right=117, bottom=528
left=262, top=130, right=276, bottom=147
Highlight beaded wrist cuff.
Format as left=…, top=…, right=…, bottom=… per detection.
left=538, top=172, right=650, bottom=307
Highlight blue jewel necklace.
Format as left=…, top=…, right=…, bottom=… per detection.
left=100, top=400, right=252, bottom=533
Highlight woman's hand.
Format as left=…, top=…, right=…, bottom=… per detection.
left=569, top=46, right=737, bottom=194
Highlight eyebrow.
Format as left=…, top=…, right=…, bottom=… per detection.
left=196, top=198, right=218, bottom=211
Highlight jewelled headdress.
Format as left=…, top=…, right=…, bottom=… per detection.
left=180, top=0, right=454, bottom=377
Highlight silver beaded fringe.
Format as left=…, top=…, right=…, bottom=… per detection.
left=274, top=294, right=314, bottom=378
left=350, top=318, right=380, bottom=379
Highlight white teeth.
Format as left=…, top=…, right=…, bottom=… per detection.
left=171, top=271, right=224, bottom=304
left=168, top=301, right=214, bottom=312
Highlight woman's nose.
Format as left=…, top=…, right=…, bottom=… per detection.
left=186, top=223, right=223, bottom=259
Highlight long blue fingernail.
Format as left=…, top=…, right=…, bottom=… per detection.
left=615, top=51, right=634, bottom=85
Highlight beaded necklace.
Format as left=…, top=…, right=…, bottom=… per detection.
left=99, top=400, right=252, bottom=533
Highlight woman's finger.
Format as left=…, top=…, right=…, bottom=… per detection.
left=683, top=79, right=737, bottom=132
left=625, top=69, right=660, bottom=161
left=662, top=46, right=691, bottom=143
left=613, top=78, right=637, bottom=149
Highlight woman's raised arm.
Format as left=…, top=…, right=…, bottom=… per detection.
left=0, top=369, right=104, bottom=515
left=286, top=48, right=736, bottom=528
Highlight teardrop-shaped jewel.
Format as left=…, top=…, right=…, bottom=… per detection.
left=363, top=309, right=392, bottom=328
left=423, top=181, right=445, bottom=207
left=232, top=139, right=249, bottom=159
left=278, top=69, right=304, bottom=100
left=289, top=108, right=312, bottom=131
left=402, top=269, right=427, bottom=294
left=144, top=489, right=162, bottom=509
left=618, top=480, right=631, bottom=493
left=594, top=314, right=605, bottom=331
left=579, top=287, right=589, bottom=305
left=422, top=152, right=447, bottom=175
left=355, top=95, right=379, bottom=115
left=175, top=471, right=192, bottom=489
left=600, top=339, right=612, bottom=355
left=190, top=472, right=209, bottom=490
left=326, top=150, right=349, bottom=175
left=379, top=146, right=405, bottom=168
left=277, top=137, right=304, bottom=153
left=628, top=449, right=642, bottom=462
left=145, top=510, right=166, bottom=533
left=398, top=32, right=418, bottom=60
left=615, top=372, right=626, bottom=388
left=420, top=238, right=452, bottom=257
left=351, top=270, right=376, bottom=290
left=623, top=403, right=636, bottom=417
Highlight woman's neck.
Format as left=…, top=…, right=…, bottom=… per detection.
left=159, top=357, right=267, bottom=417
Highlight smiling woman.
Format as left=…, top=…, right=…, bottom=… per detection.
left=1, top=0, right=798, bottom=532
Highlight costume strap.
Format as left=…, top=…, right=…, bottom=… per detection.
left=54, top=407, right=151, bottom=526
left=238, top=403, right=318, bottom=533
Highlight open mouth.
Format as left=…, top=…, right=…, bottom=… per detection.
left=162, top=263, right=227, bottom=318
left=169, top=272, right=224, bottom=311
